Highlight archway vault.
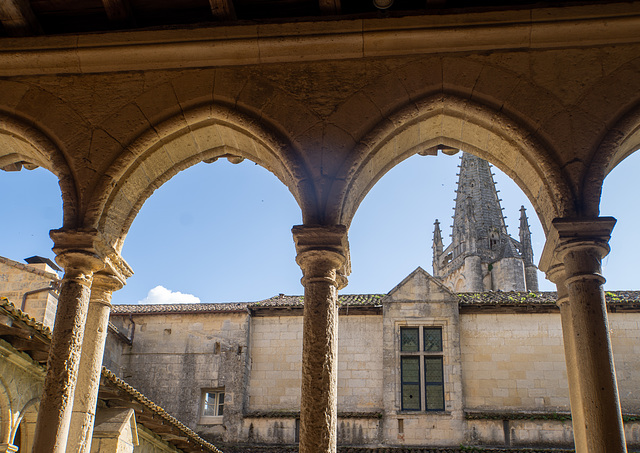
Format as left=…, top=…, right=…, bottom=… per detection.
left=583, top=100, right=640, bottom=217
left=0, top=112, right=76, bottom=228
left=88, top=103, right=311, bottom=252
left=329, top=94, right=575, bottom=234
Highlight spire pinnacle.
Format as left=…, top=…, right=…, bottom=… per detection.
left=432, top=219, right=443, bottom=277
left=519, top=205, right=534, bottom=265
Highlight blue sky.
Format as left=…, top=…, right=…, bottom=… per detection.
left=1, top=151, right=637, bottom=304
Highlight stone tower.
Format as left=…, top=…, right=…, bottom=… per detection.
left=432, top=152, right=539, bottom=292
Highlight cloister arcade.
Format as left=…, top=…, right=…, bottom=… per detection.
left=1, top=2, right=640, bottom=452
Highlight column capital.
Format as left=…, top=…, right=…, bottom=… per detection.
left=50, top=228, right=134, bottom=284
left=89, top=272, right=125, bottom=308
left=292, top=225, right=350, bottom=289
left=539, top=217, right=616, bottom=273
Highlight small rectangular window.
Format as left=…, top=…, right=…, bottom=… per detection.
left=202, top=390, right=225, bottom=418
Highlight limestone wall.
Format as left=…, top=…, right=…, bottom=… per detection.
left=0, top=257, right=59, bottom=328
left=460, top=312, right=569, bottom=411
left=248, top=315, right=302, bottom=411
left=103, top=320, right=133, bottom=378
left=609, top=312, right=640, bottom=412
left=118, top=311, right=250, bottom=443
left=247, top=314, right=383, bottom=412
left=460, top=311, right=640, bottom=414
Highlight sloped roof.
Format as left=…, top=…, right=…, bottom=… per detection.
left=112, top=290, right=640, bottom=315
left=111, top=294, right=385, bottom=315
left=457, top=291, right=558, bottom=305
left=111, top=291, right=640, bottom=315
left=0, top=298, right=221, bottom=453
left=457, top=290, right=640, bottom=308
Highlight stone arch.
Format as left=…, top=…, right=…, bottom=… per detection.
left=0, top=111, right=76, bottom=228
left=330, top=94, right=574, bottom=233
left=454, top=278, right=465, bottom=293
left=582, top=101, right=640, bottom=217
left=13, top=398, right=38, bottom=449
left=0, top=377, right=12, bottom=444
left=87, top=103, right=310, bottom=251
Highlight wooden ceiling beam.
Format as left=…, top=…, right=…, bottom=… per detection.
left=209, top=0, right=236, bottom=21
left=319, top=0, right=341, bottom=15
left=0, top=323, right=33, bottom=340
left=0, top=0, right=42, bottom=37
left=101, top=0, right=135, bottom=26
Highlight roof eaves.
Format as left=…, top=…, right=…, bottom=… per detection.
left=100, top=368, right=223, bottom=453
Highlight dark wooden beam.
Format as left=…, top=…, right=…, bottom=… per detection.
left=319, top=0, right=341, bottom=14
left=0, top=323, right=33, bottom=340
left=9, top=337, right=49, bottom=353
left=101, top=0, right=135, bottom=26
left=209, top=0, right=236, bottom=21
left=0, top=0, right=42, bottom=37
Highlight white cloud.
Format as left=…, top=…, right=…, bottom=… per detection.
left=138, top=285, right=201, bottom=305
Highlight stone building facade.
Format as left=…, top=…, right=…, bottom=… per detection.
left=104, top=270, right=640, bottom=450
left=1, top=243, right=640, bottom=451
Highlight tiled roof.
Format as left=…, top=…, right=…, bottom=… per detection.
left=111, top=302, right=252, bottom=314
left=457, top=292, right=558, bottom=305
left=111, top=294, right=385, bottom=314
left=101, top=368, right=222, bottom=453
left=111, top=291, right=640, bottom=314
left=0, top=298, right=221, bottom=453
left=458, top=291, right=640, bottom=306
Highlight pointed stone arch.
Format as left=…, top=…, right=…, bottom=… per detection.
left=328, top=94, right=574, bottom=233
left=87, top=103, right=311, bottom=251
left=583, top=100, right=640, bottom=217
left=0, top=112, right=76, bottom=227
left=13, top=398, right=38, bottom=448
left=0, top=377, right=12, bottom=444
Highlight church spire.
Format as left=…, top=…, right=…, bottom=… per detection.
left=434, top=152, right=530, bottom=292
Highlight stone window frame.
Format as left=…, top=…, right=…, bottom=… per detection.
left=397, top=321, right=449, bottom=413
left=199, top=388, right=225, bottom=425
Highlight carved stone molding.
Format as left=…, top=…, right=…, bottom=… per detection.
left=292, top=224, right=350, bottom=290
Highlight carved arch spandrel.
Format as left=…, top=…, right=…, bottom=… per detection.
left=327, top=94, right=575, bottom=234
left=87, top=103, right=314, bottom=252
left=0, top=112, right=77, bottom=228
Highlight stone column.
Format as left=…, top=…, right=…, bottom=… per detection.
left=32, top=248, right=104, bottom=452
left=66, top=272, right=125, bottom=453
left=292, top=225, right=349, bottom=453
left=547, top=263, right=588, bottom=450
left=542, top=217, right=626, bottom=452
